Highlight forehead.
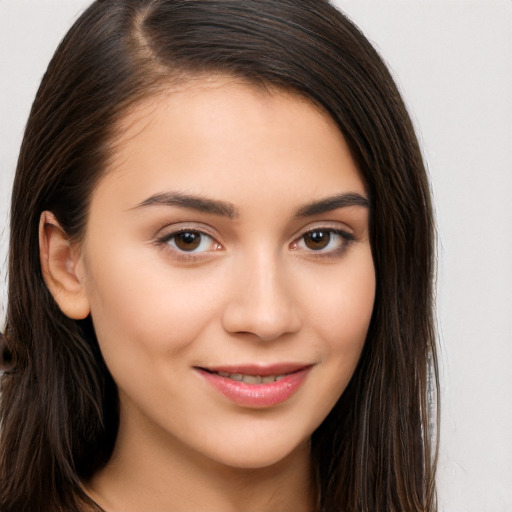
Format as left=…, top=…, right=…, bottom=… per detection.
left=93, top=76, right=366, bottom=210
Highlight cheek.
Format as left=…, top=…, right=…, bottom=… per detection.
left=316, top=268, right=375, bottom=414
left=305, top=250, right=375, bottom=407
left=82, top=248, right=223, bottom=364
left=310, top=252, right=375, bottom=352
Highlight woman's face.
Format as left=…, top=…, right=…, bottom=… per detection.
left=76, top=78, right=375, bottom=469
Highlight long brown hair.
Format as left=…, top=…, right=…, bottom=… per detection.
left=0, top=1, right=438, bottom=510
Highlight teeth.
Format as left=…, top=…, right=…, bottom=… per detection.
left=215, top=372, right=286, bottom=384
left=242, top=375, right=262, bottom=384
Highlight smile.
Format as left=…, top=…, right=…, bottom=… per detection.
left=212, top=371, right=287, bottom=384
left=196, top=364, right=313, bottom=408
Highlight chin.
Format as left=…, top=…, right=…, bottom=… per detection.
left=203, top=433, right=311, bottom=471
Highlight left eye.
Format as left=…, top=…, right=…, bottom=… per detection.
left=164, top=230, right=218, bottom=253
left=294, top=229, right=350, bottom=253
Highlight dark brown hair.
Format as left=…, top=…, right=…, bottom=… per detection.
left=0, top=1, right=438, bottom=510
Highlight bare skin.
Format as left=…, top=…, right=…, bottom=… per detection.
left=40, top=77, right=375, bottom=511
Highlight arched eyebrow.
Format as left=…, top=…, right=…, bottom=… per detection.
left=132, top=191, right=369, bottom=218
left=295, top=193, right=369, bottom=216
left=132, top=192, right=240, bottom=219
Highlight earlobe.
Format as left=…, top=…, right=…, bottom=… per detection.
left=39, top=211, right=91, bottom=320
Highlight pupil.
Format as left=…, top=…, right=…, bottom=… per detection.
left=175, top=232, right=201, bottom=251
left=305, top=231, right=330, bottom=250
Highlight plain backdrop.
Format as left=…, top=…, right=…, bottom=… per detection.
left=1, top=1, right=511, bottom=510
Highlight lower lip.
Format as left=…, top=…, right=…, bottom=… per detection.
left=197, top=367, right=311, bottom=408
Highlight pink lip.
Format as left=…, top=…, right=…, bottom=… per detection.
left=195, top=364, right=312, bottom=408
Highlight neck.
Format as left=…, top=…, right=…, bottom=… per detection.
left=86, top=405, right=317, bottom=512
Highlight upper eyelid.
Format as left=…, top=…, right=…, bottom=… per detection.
left=291, top=221, right=354, bottom=240
left=291, top=228, right=354, bottom=258
left=294, top=227, right=354, bottom=245
left=156, top=223, right=219, bottom=240
left=154, top=225, right=223, bottom=256
left=153, top=219, right=356, bottom=242
left=154, top=222, right=354, bottom=242
left=155, top=228, right=222, bottom=259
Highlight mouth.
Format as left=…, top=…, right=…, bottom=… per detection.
left=198, top=362, right=311, bottom=383
left=202, top=370, right=290, bottom=384
left=195, top=363, right=313, bottom=408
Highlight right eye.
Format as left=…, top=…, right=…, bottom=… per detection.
left=159, top=229, right=221, bottom=254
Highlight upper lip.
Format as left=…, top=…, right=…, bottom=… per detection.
left=196, top=363, right=313, bottom=376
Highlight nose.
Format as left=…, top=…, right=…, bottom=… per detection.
left=221, top=251, right=302, bottom=341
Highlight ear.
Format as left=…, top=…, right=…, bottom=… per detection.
left=39, top=211, right=91, bottom=319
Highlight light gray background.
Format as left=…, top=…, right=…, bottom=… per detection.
left=1, top=1, right=511, bottom=510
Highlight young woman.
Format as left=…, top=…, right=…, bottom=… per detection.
left=0, top=1, right=438, bottom=511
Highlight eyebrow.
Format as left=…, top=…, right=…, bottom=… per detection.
left=295, top=193, right=369, bottom=216
left=133, top=192, right=239, bottom=218
left=132, top=191, right=369, bottom=218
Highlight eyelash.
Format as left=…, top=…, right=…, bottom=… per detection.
left=290, top=228, right=354, bottom=258
left=155, top=226, right=354, bottom=260
left=156, top=227, right=221, bottom=260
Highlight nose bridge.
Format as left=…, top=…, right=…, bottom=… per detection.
left=222, top=246, right=301, bottom=341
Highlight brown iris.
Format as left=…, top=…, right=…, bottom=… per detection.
left=174, top=231, right=201, bottom=251
left=303, top=230, right=331, bottom=250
